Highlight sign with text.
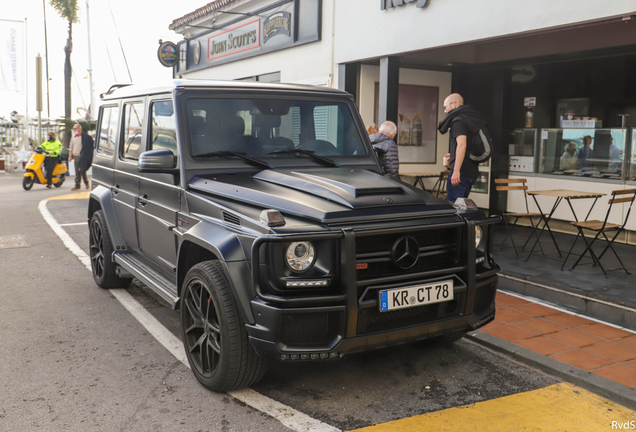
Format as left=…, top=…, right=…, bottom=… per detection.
left=208, top=19, right=260, bottom=61
left=381, top=0, right=430, bottom=10
left=263, top=12, right=291, bottom=43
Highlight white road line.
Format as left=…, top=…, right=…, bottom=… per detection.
left=39, top=199, right=340, bottom=432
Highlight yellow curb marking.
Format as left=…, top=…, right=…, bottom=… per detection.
left=45, top=191, right=91, bottom=201
left=349, top=383, right=635, bottom=432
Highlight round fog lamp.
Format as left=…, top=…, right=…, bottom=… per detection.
left=286, top=241, right=315, bottom=272
left=474, top=226, right=483, bottom=248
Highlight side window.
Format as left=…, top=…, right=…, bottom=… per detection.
left=150, top=100, right=177, bottom=154
left=121, top=102, right=145, bottom=161
left=96, top=105, right=120, bottom=156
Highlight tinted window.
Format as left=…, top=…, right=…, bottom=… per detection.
left=186, top=98, right=366, bottom=158
left=121, top=102, right=145, bottom=161
left=96, top=105, right=119, bottom=156
left=150, top=100, right=177, bottom=153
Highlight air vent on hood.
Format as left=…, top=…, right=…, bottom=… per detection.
left=223, top=211, right=241, bottom=226
left=356, top=187, right=406, bottom=198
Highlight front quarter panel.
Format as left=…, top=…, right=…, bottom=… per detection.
left=89, top=185, right=126, bottom=250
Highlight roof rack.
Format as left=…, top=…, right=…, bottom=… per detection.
left=100, top=83, right=133, bottom=99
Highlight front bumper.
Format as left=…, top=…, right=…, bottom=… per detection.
left=246, top=215, right=500, bottom=361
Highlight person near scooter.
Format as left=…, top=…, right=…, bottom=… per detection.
left=39, top=132, right=63, bottom=188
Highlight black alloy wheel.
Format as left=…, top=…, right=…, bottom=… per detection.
left=89, top=210, right=131, bottom=289
left=22, top=175, right=34, bottom=190
left=181, top=261, right=268, bottom=392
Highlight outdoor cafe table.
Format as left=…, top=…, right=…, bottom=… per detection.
left=400, top=172, right=440, bottom=190
left=524, top=189, right=605, bottom=263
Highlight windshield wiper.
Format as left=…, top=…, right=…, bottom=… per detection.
left=196, top=151, right=273, bottom=169
left=267, top=149, right=340, bottom=167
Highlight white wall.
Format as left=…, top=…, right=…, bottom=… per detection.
left=334, top=0, right=636, bottom=64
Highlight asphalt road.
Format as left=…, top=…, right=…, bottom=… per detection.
left=0, top=173, right=609, bottom=431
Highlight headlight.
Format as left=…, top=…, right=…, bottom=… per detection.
left=286, top=241, right=316, bottom=272
left=474, top=226, right=484, bottom=249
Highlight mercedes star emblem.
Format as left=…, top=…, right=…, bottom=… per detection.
left=391, top=236, right=419, bottom=269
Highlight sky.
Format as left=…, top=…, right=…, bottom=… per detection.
left=1, top=0, right=197, bottom=121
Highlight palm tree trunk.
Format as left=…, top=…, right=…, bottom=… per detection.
left=63, top=20, right=73, bottom=148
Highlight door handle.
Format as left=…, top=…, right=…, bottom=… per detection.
left=138, top=195, right=149, bottom=206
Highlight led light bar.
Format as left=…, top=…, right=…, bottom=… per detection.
left=286, top=280, right=330, bottom=287
left=281, top=352, right=340, bottom=361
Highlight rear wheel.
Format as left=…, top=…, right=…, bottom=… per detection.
left=89, top=210, right=131, bottom=289
left=22, top=174, right=34, bottom=191
left=181, top=261, right=268, bottom=392
left=54, top=175, right=65, bottom=188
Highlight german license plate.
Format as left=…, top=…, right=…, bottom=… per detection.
left=379, top=280, right=454, bottom=312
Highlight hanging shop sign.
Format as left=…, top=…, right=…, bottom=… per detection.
left=381, top=0, right=430, bottom=10
left=263, top=12, right=291, bottom=43
left=157, top=41, right=178, bottom=67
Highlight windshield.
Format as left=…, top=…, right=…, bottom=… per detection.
left=186, top=97, right=367, bottom=158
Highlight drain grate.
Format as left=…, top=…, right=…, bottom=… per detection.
left=0, top=235, right=31, bottom=249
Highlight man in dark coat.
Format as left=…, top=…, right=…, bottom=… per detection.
left=68, top=124, right=94, bottom=190
left=369, top=121, right=399, bottom=179
left=438, top=93, right=484, bottom=203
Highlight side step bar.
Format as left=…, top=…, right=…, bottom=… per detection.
left=113, top=252, right=179, bottom=309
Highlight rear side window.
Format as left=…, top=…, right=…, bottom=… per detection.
left=121, top=102, right=145, bottom=161
left=150, top=100, right=177, bottom=154
left=96, top=105, right=120, bottom=156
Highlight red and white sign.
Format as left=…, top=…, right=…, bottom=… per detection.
left=207, top=19, right=261, bottom=61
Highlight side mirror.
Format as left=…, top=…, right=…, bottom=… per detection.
left=138, top=148, right=178, bottom=174
left=373, top=147, right=387, bottom=167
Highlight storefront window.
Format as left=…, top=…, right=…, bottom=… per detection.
left=538, top=128, right=627, bottom=180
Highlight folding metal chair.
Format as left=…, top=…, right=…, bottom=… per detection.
left=564, top=188, right=636, bottom=275
left=494, top=178, right=543, bottom=257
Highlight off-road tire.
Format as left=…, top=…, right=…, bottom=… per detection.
left=181, top=261, right=269, bottom=392
left=22, top=174, right=35, bottom=190
left=422, top=331, right=466, bottom=347
left=89, top=210, right=132, bottom=289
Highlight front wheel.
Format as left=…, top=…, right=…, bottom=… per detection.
left=89, top=210, right=131, bottom=289
left=421, top=331, right=466, bottom=347
left=181, top=261, right=268, bottom=392
left=22, top=174, right=35, bottom=191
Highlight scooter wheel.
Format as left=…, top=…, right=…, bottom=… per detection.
left=22, top=175, right=35, bottom=191
left=54, top=175, right=65, bottom=188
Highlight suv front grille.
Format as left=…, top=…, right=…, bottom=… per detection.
left=355, top=227, right=459, bottom=280
left=356, top=293, right=464, bottom=335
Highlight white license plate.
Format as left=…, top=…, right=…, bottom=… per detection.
left=379, top=280, right=454, bottom=312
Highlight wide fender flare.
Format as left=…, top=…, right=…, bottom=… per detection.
left=178, top=224, right=256, bottom=324
left=89, top=185, right=127, bottom=251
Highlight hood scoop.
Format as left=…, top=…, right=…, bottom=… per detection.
left=253, top=168, right=415, bottom=209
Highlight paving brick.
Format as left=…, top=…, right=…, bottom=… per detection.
left=495, top=308, right=533, bottom=324
left=514, top=336, right=572, bottom=355
left=514, top=318, right=567, bottom=335
left=514, top=303, right=562, bottom=318
left=578, top=324, right=633, bottom=340
left=550, top=349, right=615, bottom=371
left=617, top=336, right=636, bottom=350
left=547, top=329, right=604, bottom=348
left=495, top=294, right=532, bottom=308
left=481, top=325, right=536, bottom=342
left=584, top=342, right=636, bottom=362
left=544, top=313, right=595, bottom=328
left=591, top=364, right=636, bottom=388
left=482, top=319, right=505, bottom=329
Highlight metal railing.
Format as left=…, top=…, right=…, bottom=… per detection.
left=0, top=121, right=59, bottom=172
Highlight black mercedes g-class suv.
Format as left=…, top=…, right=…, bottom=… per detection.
left=89, top=80, right=500, bottom=392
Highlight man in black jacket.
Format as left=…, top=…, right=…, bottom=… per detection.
left=68, top=124, right=94, bottom=190
left=438, top=93, right=484, bottom=203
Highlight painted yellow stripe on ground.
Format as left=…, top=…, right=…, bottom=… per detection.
left=349, top=383, right=635, bottom=432
left=45, top=191, right=91, bottom=200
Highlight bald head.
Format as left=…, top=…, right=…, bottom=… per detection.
left=443, top=93, right=464, bottom=113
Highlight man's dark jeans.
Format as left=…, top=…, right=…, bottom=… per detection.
left=447, top=176, right=477, bottom=203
